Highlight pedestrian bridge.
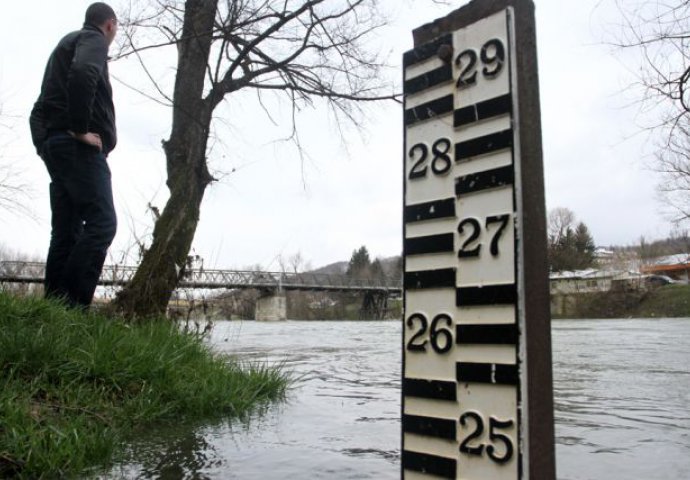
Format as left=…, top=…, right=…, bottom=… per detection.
left=0, top=261, right=402, bottom=293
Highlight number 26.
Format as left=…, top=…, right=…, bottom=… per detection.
left=406, top=313, right=453, bottom=354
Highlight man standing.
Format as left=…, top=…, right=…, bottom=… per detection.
left=29, top=3, right=118, bottom=309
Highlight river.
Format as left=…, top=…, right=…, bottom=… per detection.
left=109, top=318, right=690, bottom=479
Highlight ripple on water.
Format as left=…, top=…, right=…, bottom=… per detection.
left=107, top=319, right=690, bottom=479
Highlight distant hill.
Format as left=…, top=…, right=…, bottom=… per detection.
left=378, top=256, right=403, bottom=277
left=309, top=261, right=348, bottom=275
left=308, top=255, right=402, bottom=278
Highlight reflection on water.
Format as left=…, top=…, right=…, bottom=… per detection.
left=108, top=319, right=690, bottom=479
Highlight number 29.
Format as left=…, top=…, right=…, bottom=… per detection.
left=456, top=38, right=506, bottom=88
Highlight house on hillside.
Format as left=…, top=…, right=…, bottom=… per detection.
left=640, top=254, right=690, bottom=282
left=594, top=247, right=615, bottom=266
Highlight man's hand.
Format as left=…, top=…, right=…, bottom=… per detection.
left=68, top=130, right=102, bottom=151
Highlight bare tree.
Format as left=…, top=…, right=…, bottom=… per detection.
left=611, top=1, right=690, bottom=222
left=278, top=251, right=310, bottom=274
left=0, top=102, right=32, bottom=218
left=109, top=0, right=399, bottom=318
left=547, top=208, right=596, bottom=271
left=0, top=164, right=31, bottom=217
left=547, top=207, right=576, bottom=245
left=612, top=0, right=690, bottom=129
left=655, top=123, right=690, bottom=222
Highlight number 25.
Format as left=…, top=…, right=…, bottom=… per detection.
left=459, top=411, right=515, bottom=464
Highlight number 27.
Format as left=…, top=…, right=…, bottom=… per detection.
left=458, top=214, right=511, bottom=258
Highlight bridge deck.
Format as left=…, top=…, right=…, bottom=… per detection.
left=0, top=261, right=402, bottom=293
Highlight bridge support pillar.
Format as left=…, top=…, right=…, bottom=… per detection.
left=255, top=291, right=287, bottom=321
left=360, top=291, right=388, bottom=320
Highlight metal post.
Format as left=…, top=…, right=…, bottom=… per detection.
left=401, top=1, right=555, bottom=478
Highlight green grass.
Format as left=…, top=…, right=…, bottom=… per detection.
left=0, top=292, right=290, bottom=478
left=633, top=284, right=690, bottom=317
left=553, top=284, right=690, bottom=319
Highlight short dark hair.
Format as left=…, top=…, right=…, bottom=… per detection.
left=85, top=2, right=116, bottom=26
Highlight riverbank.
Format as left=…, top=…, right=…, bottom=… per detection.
left=552, top=283, right=690, bottom=319
left=0, top=292, right=290, bottom=478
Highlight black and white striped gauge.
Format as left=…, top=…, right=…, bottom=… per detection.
left=402, top=4, right=553, bottom=479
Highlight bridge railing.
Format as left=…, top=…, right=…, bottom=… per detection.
left=0, top=261, right=46, bottom=282
left=0, top=261, right=402, bottom=292
left=177, top=268, right=401, bottom=291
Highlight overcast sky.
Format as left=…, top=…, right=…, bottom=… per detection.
left=0, top=0, right=673, bottom=270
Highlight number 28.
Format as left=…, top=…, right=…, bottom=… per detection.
left=408, top=138, right=452, bottom=180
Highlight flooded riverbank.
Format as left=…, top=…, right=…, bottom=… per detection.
left=109, top=319, right=690, bottom=479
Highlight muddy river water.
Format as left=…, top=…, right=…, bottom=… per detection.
left=109, top=318, right=690, bottom=479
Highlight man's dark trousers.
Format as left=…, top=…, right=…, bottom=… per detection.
left=41, top=131, right=117, bottom=308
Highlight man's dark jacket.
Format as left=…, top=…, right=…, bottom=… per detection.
left=30, top=23, right=116, bottom=155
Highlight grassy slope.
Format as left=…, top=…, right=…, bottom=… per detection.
left=0, top=293, right=289, bottom=478
left=557, top=284, right=690, bottom=319
left=633, top=284, right=690, bottom=317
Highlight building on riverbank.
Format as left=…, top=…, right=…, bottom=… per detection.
left=550, top=269, right=645, bottom=295
left=549, top=269, right=645, bottom=317
left=640, top=254, right=690, bottom=283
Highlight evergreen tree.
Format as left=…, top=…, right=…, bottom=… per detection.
left=573, top=222, right=595, bottom=269
left=391, top=256, right=403, bottom=281
left=346, top=246, right=371, bottom=279
left=370, top=258, right=385, bottom=281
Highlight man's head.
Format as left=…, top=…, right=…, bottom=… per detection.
left=85, top=2, right=118, bottom=46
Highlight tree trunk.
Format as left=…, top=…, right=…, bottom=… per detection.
left=112, top=144, right=211, bottom=318
left=112, top=0, right=217, bottom=318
